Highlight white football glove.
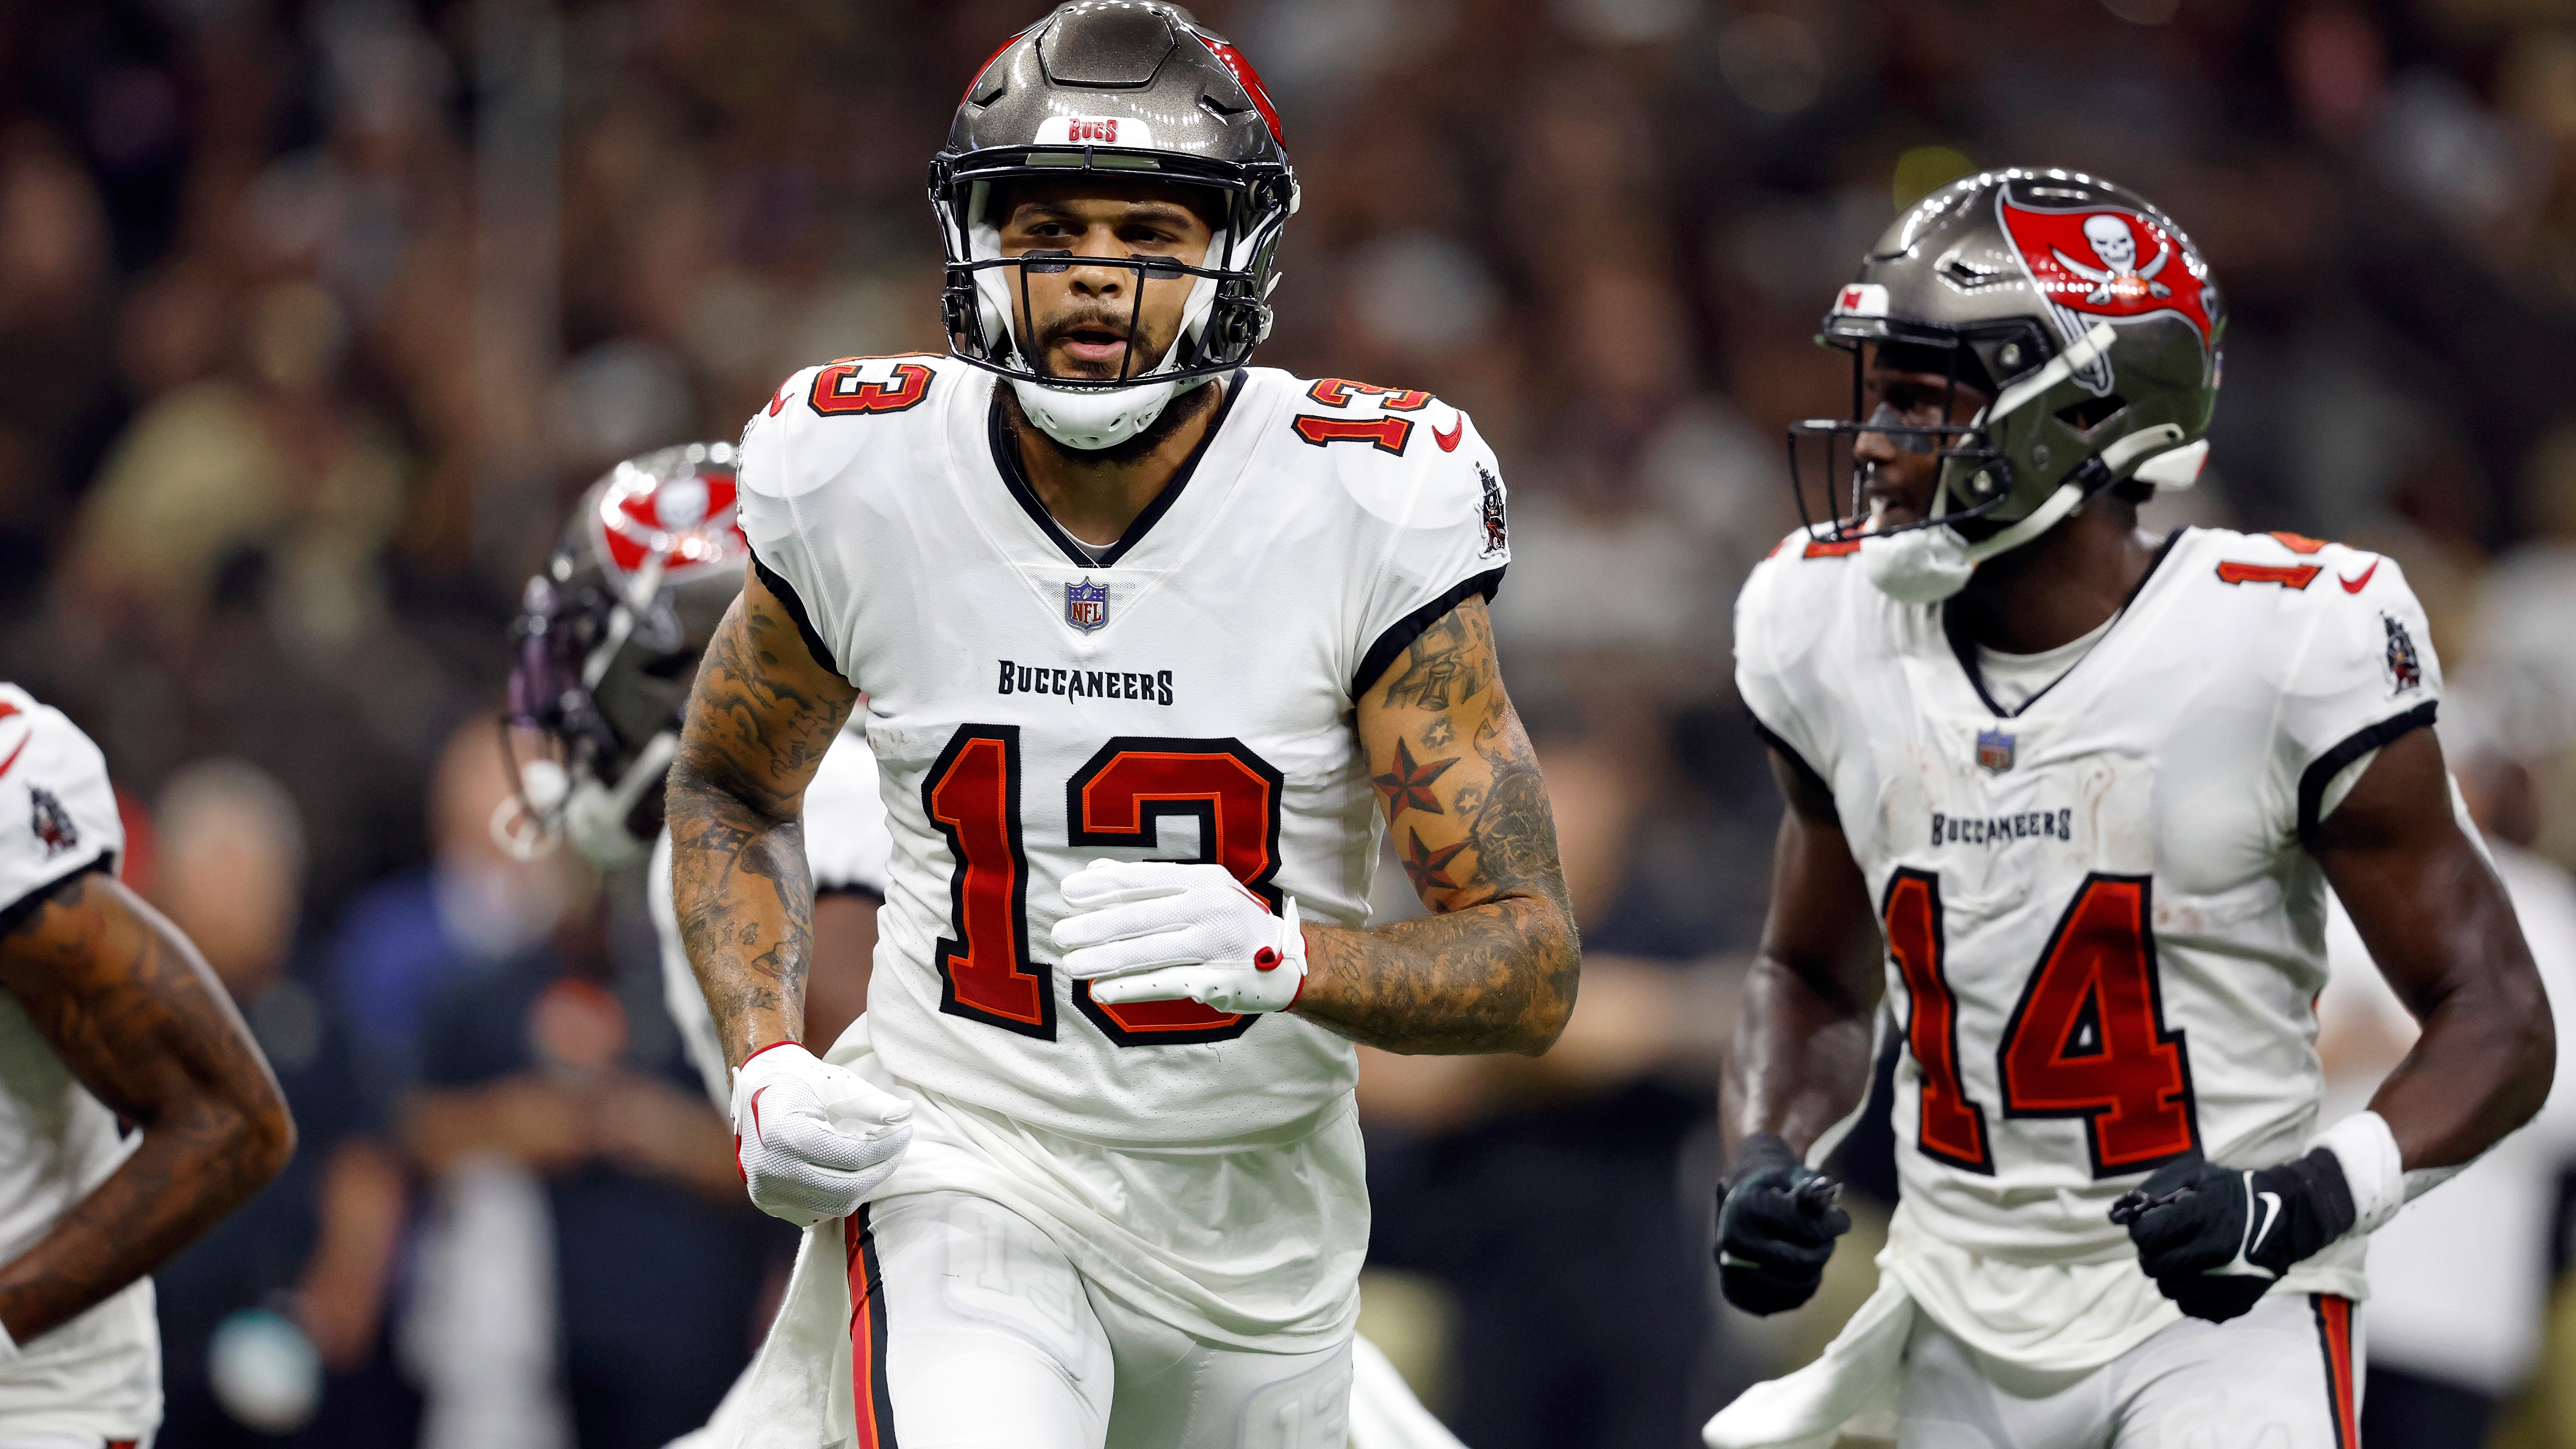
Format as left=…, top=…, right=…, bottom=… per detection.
left=729, top=1042, right=914, bottom=1227
left=1053, top=860, right=1308, bottom=1015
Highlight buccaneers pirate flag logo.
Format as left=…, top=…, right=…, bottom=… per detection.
left=1996, top=197, right=2215, bottom=348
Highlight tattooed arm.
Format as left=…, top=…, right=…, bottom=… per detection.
left=1296, top=598, right=1578, bottom=1056
left=0, top=869, right=293, bottom=1344
left=668, top=564, right=860, bottom=1070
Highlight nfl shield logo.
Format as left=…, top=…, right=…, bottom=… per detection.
left=1975, top=729, right=2015, bottom=775
left=1066, top=578, right=1109, bottom=632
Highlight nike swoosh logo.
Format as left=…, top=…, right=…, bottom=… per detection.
left=1433, top=415, right=1464, bottom=452
left=749, top=1085, right=770, bottom=1142
left=2339, top=559, right=2379, bottom=593
left=2249, top=1189, right=2283, bottom=1255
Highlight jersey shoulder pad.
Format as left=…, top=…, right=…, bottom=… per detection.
left=2182, top=531, right=2439, bottom=819
left=739, top=352, right=959, bottom=506
left=1735, top=527, right=1861, bottom=732
left=2194, top=527, right=2384, bottom=600
left=0, top=687, right=123, bottom=915
left=1739, top=525, right=1870, bottom=642
left=1260, top=369, right=1508, bottom=553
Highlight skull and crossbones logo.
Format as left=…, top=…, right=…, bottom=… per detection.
left=2052, top=214, right=2171, bottom=306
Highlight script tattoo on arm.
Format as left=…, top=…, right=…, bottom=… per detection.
left=0, top=871, right=294, bottom=1344
left=668, top=562, right=860, bottom=1070
left=1296, top=598, right=1579, bottom=1055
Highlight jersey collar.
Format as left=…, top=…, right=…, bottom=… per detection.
left=985, top=374, right=1247, bottom=571
left=1940, top=528, right=2186, bottom=719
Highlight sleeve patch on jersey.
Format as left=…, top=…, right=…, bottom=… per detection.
left=2215, top=560, right=2321, bottom=589
left=2295, top=700, right=2436, bottom=846
left=1352, top=567, right=1506, bottom=700
left=2381, top=612, right=2423, bottom=694
left=28, top=785, right=77, bottom=857
left=753, top=556, right=841, bottom=679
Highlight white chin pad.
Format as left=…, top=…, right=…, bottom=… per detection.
left=1010, top=375, right=1183, bottom=452
left=1860, top=525, right=1978, bottom=604
left=2132, top=437, right=2208, bottom=490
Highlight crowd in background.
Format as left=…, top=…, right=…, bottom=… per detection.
left=2, top=0, right=2576, bottom=1445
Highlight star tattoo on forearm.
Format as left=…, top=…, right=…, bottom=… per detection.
left=1371, top=739, right=1457, bottom=821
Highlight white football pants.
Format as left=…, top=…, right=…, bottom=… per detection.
left=1896, top=1291, right=2363, bottom=1449
left=848, top=1190, right=1355, bottom=1449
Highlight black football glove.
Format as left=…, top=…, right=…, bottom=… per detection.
left=2109, top=1148, right=2356, bottom=1323
left=1713, top=1133, right=1852, bottom=1316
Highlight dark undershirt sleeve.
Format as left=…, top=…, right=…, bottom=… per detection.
left=753, top=555, right=840, bottom=680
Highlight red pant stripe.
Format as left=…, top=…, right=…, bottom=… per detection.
left=848, top=1207, right=899, bottom=1449
left=2311, top=1293, right=2359, bottom=1449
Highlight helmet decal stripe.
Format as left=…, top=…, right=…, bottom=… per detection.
left=1195, top=35, right=1284, bottom=144
left=959, top=30, right=1025, bottom=105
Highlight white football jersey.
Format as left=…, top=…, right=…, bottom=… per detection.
left=735, top=357, right=1508, bottom=1146
left=653, top=723, right=894, bottom=1109
left=0, top=686, right=158, bottom=1436
left=1737, top=527, right=2442, bottom=1301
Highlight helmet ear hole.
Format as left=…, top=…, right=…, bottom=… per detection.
left=2054, top=393, right=2127, bottom=434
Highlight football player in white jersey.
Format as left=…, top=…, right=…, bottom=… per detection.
left=665, top=3, right=1577, bottom=1446
left=1702, top=170, right=2555, bottom=1449
left=0, top=691, right=292, bottom=1447
left=512, top=445, right=1474, bottom=1449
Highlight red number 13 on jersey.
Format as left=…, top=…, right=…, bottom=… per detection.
left=923, top=725, right=1285, bottom=1048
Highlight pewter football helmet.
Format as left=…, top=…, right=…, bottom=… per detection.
left=931, top=0, right=1296, bottom=450
left=1792, top=170, right=2224, bottom=568
left=500, top=442, right=749, bottom=868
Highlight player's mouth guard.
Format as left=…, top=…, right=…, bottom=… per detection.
left=1858, top=324, right=2202, bottom=605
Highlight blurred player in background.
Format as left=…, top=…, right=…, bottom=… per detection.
left=1705, top=170, right=2553, bottom=1448
left=0, top=688, right=293, bottom=1447
left=511, top=444, right=1471, bottom=1449
left=668, top=2, right=1577, bottom=1444
left=500, top=440, right=889, bottom=1105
